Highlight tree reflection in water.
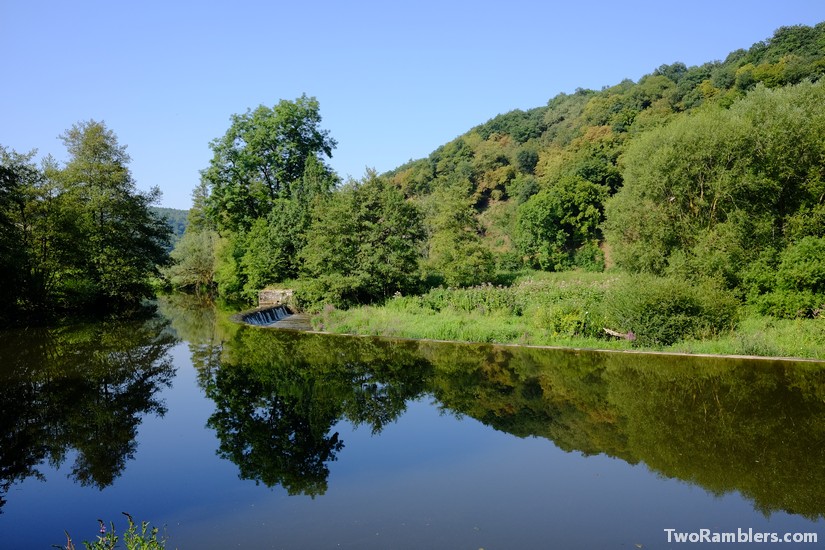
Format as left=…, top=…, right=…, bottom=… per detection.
left=200, top=315, right=825, bottom=519
left=0, top=312, right=177, bottom=512
left=201, top=328, right=431, bottom=496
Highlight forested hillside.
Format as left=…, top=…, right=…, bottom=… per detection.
left=167, top=23, right=825, bottom=333
left=388, top=24, right=824, bottom=265
left=380, top=23, right=825, bottom=317
left=151, top=206, right=188, bottom=246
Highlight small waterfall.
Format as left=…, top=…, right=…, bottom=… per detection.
left=241, top=305, right=292, bottom=326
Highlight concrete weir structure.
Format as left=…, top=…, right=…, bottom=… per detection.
left=233, top=288, right=312, bottom=330
left=241, top=305, right=293, bottom=325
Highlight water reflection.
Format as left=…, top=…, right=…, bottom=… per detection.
left=3, top=295, right=824, bottom=527
left=426, top=345, right=825, bottom=519
left=184, top=299, right=825, bottom=518
left=0, top=313, right=177, bottom=513
left=201, top=328, right=431, bottom=496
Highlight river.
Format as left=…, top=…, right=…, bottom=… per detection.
left=1, top=296, right=824, bottom=548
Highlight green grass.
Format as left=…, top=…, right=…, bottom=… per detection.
left=311, top=271, right=825, bottom=360
left=314, top=303, right=636, bottom=350
left=668, top=314, right=825, bottom=359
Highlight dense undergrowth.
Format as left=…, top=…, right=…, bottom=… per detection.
left=311, top=271, right=825, bottom=359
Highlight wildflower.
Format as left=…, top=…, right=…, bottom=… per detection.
left=98, top=520, right=106, bottom=535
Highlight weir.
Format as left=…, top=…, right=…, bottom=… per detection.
left=234, top=304, right=313, bottom=330
left=241, top=305, right=293, bottom=326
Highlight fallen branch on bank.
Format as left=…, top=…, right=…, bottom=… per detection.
left=603, top=327, right=636, bottom=341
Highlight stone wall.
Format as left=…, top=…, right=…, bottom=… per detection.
left=258, top=288, right=295, bottom=307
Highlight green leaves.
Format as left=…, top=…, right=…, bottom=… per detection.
left=57, top=122, right=172, bottom=308
left=606, top=80, right=825, bottom=290
left=516, top=176, right=606, bottom=271
left=0, top=122, right=171, bottom=320
left=203, top=94, right=337, bottom=233
left=299, top=173, right=426, bottom=307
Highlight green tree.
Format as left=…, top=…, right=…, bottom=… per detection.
left=515, top=176, right=606, bottom=271
left=203, top=94, right=336, bottom=232
left=605, top=81, right=825, bottom=285
left=749, top=236, right=825, bottom=318
left=424, top=185, right=495, bottom=287
left=162, top=228, right=218, bottom=296
left=0, top=148, right=35, bottom=321
left=300, top=172, right=425, bottom=306
left=56, top=121, right=171, bottom=308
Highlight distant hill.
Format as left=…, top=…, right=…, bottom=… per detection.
left=152, top=207, right=188, bottom=246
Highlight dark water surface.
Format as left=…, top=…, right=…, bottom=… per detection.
left=1, top=297, right=824, bottom=548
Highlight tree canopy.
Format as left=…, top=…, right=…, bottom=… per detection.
left=0, top=121, right=171, bottom=323
left=163, top=23, right=825, bottom=319
left=202, top=94, right=337, bottom=233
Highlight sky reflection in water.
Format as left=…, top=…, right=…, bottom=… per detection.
left=1, top=299, right=824, bottom=548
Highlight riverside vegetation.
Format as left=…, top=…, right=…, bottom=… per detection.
left=3, top=24, right=824, bottom=358
left=159, top=24, right=825, bottom=358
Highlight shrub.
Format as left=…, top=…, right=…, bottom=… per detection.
left=293, top=274, right=365, bottom=312
left=603, top=275, right=739, bottom=346
left=749, top=236, right=825, bottom=318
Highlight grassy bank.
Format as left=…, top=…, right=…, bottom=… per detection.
left=310, top=271, right=825, bottom=360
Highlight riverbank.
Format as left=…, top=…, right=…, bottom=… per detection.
left=308, top=272, right=825, bottom=361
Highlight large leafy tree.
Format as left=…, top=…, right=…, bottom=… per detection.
left=0, top=149, right=30, bottom=321
left=56, top=120, right=171, bottom=308
left=300, top=172, right=426, bottom=306
left=516, top=175, right=606, bottom=271
left=203, top=94, right=337, bottom=232
left=605, top=81, right=825, bottom=289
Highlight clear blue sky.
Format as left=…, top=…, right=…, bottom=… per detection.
left=2, top=1, right=823, bottom=210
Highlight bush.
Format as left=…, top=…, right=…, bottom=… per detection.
left=293, top=274, right=366, bottom=312
left=749, top=236, right=825, bottom=318
left=603, top=275, right=739, bottom=346
left=573, top=241, right=605, bottom=272
left=517, top=277, right=609, bottom=338
left=418, top=283, right=521, bottom=315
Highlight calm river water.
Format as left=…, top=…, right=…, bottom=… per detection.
left=1, top=297, right=824, bottom=549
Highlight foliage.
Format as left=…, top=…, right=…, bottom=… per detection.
left=380, top=23, right=825, bottom=278
left=748, top=236, right=825, bottom=318
left=299, top=172, right=426, bottom=308
left=202, top=94, right=336, bottom=233
left=0, top=122, right=171, bottom=322
left=176, top=23, right=825, bottom=345
left=150, top=207, right=187, bottom=246
left=161, top=228, right=218, bottom=295
left=606, top=80, right=825, bottom=290
left=515, top=176, right=606, bottom=271
left=239, top=200, right=305, bottom=299
left=212, top=233, right=245, bottom=302
left=0, top=148, right=35, bottom=322
left=56, top=513, right=165, bottom=550
left=171, top=100, right=339, bottom=302
left=602, top=275, right=739, bottom=347
left=56, top=121, right=172, bottom=309
left=423, top=185, right=496, bottom=287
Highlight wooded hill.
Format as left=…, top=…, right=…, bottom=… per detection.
left=375, top=23, right=825, bottom=317
left=168, top=23, right=824, bottom=323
